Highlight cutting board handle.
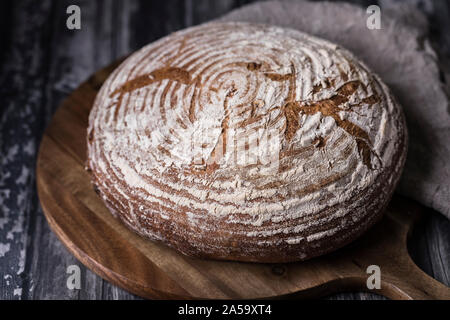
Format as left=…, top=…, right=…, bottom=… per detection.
left=331, top=197, right=450, bottom=300
left=379, top=254, right=450, bottom=300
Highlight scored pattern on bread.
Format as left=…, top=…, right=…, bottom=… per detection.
left=87, top=22, right=407, bottom=262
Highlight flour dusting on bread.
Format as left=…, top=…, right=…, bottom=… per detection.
left=87, top=22, right=407, bottom=262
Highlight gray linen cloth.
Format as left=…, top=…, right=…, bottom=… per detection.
left=215, top=0, right=450, bottom=219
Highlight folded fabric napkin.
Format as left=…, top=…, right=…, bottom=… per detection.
left=217, top=0, right=450, bottom=219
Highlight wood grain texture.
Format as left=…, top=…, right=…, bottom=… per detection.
left=1, top=0, right=449, bottom=300
left=35, top=60, right=450, bottom=300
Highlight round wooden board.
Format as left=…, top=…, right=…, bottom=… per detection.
left=36, top=61, right=450, bottom=300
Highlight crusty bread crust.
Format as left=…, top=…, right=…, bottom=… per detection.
left=87, top=22, right=407, bottom=263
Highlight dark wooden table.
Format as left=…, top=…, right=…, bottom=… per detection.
left=0, top=0, right=449, bottom=300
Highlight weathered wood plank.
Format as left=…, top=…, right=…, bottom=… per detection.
left=0, top=0, right=56, bottom=300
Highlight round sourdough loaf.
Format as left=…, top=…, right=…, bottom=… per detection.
left=87, top=22, right=407, bottom=263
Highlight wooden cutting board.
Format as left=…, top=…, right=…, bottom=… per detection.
left=36, top=60, right=450, bottom=300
